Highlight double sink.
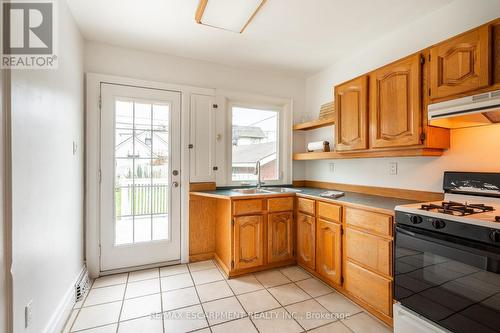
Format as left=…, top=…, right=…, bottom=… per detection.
left=233, top=187, right=302, bottom=195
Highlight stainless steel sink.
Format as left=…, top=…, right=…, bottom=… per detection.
left=233, top=188, right=271, bottom=194
left=263, top=187, right=302, bottom=193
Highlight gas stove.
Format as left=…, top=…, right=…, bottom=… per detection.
left=420, top=201, right=495, bottom=216
left=394, top=172, right=500, bottom=333
left=396, top=172, right=500, bottom=229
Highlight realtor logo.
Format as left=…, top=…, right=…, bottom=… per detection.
left=1, top=0, right=57, bottom=69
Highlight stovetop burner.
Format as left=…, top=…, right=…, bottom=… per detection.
left=420, top=201, right=495, bottom=216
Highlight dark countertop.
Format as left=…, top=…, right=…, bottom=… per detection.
left=191, top=186, right=420, bottom=214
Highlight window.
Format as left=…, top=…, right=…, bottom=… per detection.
left=230, top=105, right=280, bottom=183
left=114, top=100, right=170, bottom=245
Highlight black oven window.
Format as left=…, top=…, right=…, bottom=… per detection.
left=395, top=244, right=500, bottom=333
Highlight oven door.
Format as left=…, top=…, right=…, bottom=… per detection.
left=395, top=224, right=500, bottom=333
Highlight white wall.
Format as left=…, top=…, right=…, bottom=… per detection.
left=84, top=41, right=307, bottom=181
left=302, top=0, right=500, bottom=192
left=10, top=1, right=85, bottom=332
left=1, top=68, right=12, bottom=333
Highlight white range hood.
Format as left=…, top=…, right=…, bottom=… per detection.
left=428, top=89, right=500, bottom=129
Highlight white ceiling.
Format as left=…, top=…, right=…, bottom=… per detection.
left=66, top=0, right=454, bottom=77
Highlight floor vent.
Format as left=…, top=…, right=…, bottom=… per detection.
left=75, top=268, right=91, bottom=303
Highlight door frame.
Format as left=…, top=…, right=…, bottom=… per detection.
left=86, top=73, right=214, bottom=278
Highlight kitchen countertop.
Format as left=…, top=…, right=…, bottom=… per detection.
left=191, top=186, right=420, bottom=214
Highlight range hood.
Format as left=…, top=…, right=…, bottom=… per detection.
left=428, top=89, right=500, bottom=129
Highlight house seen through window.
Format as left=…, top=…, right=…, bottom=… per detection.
left=231, top=106, right=279, bottom=182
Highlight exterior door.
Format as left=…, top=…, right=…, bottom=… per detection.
left=430, top=25, right=490, bottom=100
left=267, top=212, right=294, bottom=263
left=316, top=218, right=342, bottom=285
left=370, top=54, right=422, bottom=148
left=334, top=76, right=368, bottom=151
left=100, top=83, right=181, bottom=271
left=296, top=212, right=315, bottom=270
left=233, top=215, right=264, bottom=270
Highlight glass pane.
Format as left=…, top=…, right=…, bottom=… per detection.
left=135, top=103, right=152, bottom=131
left=116, top=101, right=133, bottom=128
left=115, top=128, right=134, bottom=158
left=153, top=104, right=169, bottom=131
left=114, top=99, right=170, bottom=245
left=231, top=107, right=279, bottom=182
left=152, top=132, right=168, bottom=160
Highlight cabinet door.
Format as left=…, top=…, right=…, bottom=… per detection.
left=430, top=25, right=490, bottom=100
left=316, top=218, right=342, bottom=285
left=268, top=212, right=294, bottom=263
left=189, top=94, right=216, bottom=182
left=334, top=76, right=368, bottom=151
left=370, top=54, right=422, bottom=148
left=296, top=212, right=315, bottom=270
left=344, top=260, right=392, bottom=317
left=233, top=215, right=264, bottom=270
left=345, top=227, right=392, bottom=277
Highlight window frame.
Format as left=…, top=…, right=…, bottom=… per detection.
left=226, top=99, right=290, bottom=187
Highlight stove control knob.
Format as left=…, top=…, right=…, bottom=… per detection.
left=490, top=230, right=500, bottom=242
left=410, top=215, right=423, bottom=224
left=432, top=219, right=446, bottom=229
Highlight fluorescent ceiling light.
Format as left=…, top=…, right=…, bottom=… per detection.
left=195, top=0, right=267, bottom=33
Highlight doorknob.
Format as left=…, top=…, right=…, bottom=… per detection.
left=172, top=181, right=179, bottom=188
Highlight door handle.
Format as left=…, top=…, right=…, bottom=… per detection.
left=172, top=181, right=179, bottom=188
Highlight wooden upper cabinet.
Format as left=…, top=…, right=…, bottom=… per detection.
left=430, top=25, right=490, bottom=100
left=233, top=215, right=264, bottom=270
left=296, top=212, right=316, bottom=270
left=316, top=218, right=342, bottom=285
left=370, top=54, right=422, bottom=149
left=268, top=212, right=294, bottom=263
left=335, top=76, right=368, bottom=151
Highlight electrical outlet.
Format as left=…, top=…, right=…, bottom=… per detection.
left=73, top=141, right=78, bottom=155
left=389, top=162, right=398, bottom=175
left=329, top=163, right=335, bottom=173
left=25, top=300, right=33, bottom=328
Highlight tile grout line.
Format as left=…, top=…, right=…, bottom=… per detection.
left=115, top=272, right=130, bottom=333
left=90, top=263, right=215, bottom=290
left=257, top=276, right=308, bottom=332
left=187, top=260, right=212, bottom=332
left=153, top=268, right=165, bottom=333
left=221, top=270, right=260, bottom=332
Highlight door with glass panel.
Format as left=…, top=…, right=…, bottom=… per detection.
left=100, top=83, right=181, bottom=271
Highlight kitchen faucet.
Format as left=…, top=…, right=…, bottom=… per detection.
left=255, top=161, right=263, bottom=189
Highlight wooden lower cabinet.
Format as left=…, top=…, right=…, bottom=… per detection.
left=316, top=218, right=342, bottom=285
left=268, top=212, right=294, bottom=263
left=233, top=215, right=265, bottom=270
left=296, top=212, right=315, bottom=270
left=345, top=227, right=392, bottom=277
left=344, top=260, right=392, bottom=317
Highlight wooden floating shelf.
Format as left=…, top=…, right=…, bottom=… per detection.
left=293, top=148, right=444, bottom=161
left=293, top=118, right=335, bottom=131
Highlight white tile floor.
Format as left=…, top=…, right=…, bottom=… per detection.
left=62, top=260, right=392, bottom=333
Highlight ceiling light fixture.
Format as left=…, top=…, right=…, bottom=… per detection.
left=195, top=0, right=267, bottom=33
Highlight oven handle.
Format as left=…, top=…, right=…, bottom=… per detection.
left=395, top=225, right=500, bottom=259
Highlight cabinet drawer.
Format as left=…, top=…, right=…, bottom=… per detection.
left=233, top=199, right=265, bottom=216
left=317, top=201, right=341, bottom=222
left=268, top=197, right=294, bottom=212
left=297, top=197, right=315, bottom=215
left=346, top=228, right=392, bottom=276
left=345, top=207, right=392, bottom=237
left=344, top=260, right=392, bottom=316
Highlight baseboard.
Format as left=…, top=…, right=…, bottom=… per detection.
left=43, top=265, right=86, bottom=333
left=189, top=252, right=214, bottom=262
